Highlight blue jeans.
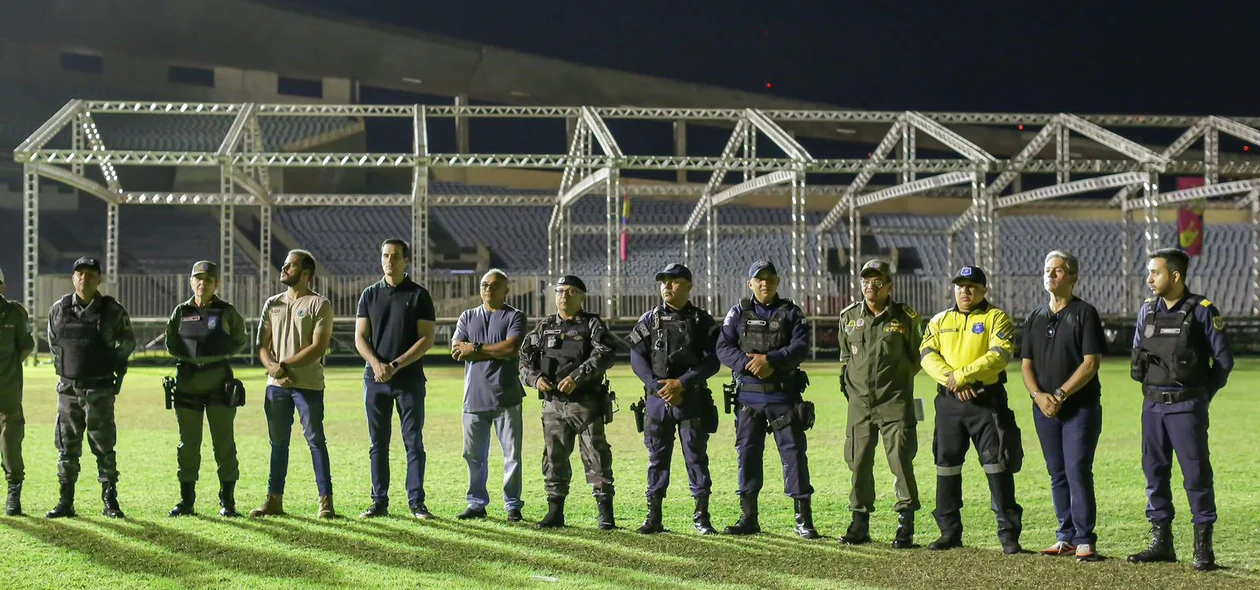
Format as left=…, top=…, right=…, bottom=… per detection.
left=365, top=378, right=427, bottom=507
left=264, top=386, right=332, bottom=496
left=462, top=404, right=524, bottom=510
left=1033, top=398, right=1102, bottom=545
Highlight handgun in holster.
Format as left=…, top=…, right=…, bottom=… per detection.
left=162, top=376, right=176, bottom=410
left=630, top=397, right=646, bottom=433
left=722, top=372, right=739, bottom=415
left=600, top=379, right=618, bottom=425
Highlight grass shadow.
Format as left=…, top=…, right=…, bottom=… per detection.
left=1, top=518, right=201, bottom=579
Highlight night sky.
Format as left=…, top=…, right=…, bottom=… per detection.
left=292, top=0, right=1260, bottom=116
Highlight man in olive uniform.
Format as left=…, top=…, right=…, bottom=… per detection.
left=0, top=266, right=36, bottom=516
left=519, top=275, right=617, bottom=530
left=920, top=266, right=1023, bottom=554
left=628, top=263, right=721, bottom=535
left=837, top=260, right=923, bottom=548
left=716, top=260, right=819, bottom=539
left=46, top=257, right=136, bottom=519
left=164, top=261, right=250, bottom=517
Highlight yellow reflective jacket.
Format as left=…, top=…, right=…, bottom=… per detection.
left=919, top=299, right=1015, bottom=388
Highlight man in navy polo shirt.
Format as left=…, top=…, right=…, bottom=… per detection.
left=1020, top=250, right=1107, bottom=562
left=353, top=239, right=437, bottom=520
left=452, top=269, right=527, bottom=522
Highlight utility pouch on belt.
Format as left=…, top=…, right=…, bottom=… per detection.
left=722, top=373, right=738, bottom=414
left=704, top=402, right=720, bottom=434
left=769, top=401, right=815, bottom=431
left=631, top=398, right=646, bottom=433
left=601, top=380, right=618, bottom=425
left=1131, top=349, right=1150, bottom=382
left=226, top=379, right=247, bottom=407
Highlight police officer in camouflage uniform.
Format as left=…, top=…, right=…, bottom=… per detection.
left=1127, top=248, right=1232, bottom=571
left=164, top=261, right=250, bottom=517
left=46, top=257, right=136, bottom=519
left=519, top=275, right=617, bottom=530
left=837, top=260, right=923, bottom=548
left=0, top=266, right=36, bottom=516
left=716, top=260, right=819, bottom=539
left=628, top=263, right=721, bottom=535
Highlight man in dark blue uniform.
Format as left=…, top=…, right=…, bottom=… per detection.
left=716, top=260, right=818, bottom=539
left=1127, top=248, right=1232, bottom=572
left=628, top=263, right=721, bottom=535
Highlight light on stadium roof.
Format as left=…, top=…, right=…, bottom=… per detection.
left=402, top=77, right=423, bottom=85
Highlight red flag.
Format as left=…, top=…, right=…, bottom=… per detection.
left=1177, top=177, right=1205, bottom=257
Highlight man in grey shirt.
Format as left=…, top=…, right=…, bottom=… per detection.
left=452, top=269, right=526, bottom=522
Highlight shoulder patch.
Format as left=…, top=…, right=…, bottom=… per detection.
left=1213, top=316, right=1225, bottom=331
left=1200, top=299, right=1213, bottom=308
left=1144, top=297, right=1156, bottom=303
left=903, top=304, right=918, bottom=318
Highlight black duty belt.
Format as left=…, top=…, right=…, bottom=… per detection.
left=740, top=382, right=787, bottom=394
left=1142, top=386, right=1205, bottom=405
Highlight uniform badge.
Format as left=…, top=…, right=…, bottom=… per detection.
left=1144, top=324, right=1155, bottom=338
left=769, top=320, right=781, bottom=331
left=851, top=344, right=859, bottom=355
left=971, top=322, right=985, bottom=334
left=1213, top=316, right=1225, bottom=331
left=297, top=308, right=307, bottom=318
left=856, top=319, right=864, bottom=328
left=207, top=316, right=218, bottom=330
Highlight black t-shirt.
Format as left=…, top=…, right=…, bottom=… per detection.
left=1021, top=297, right=1107, bottom=404
left=356, top=276, right=436, bottom=383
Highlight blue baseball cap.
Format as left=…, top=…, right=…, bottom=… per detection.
left=655, top=263, right=692, bottom=282
left=748, top=260, right=777, bottom=279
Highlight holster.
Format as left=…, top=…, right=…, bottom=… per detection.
left=722, top=375, right=738, bottom=415
left=600, top=380, right=618, bottom=425
left=162, top=376, right=176, bottom=410
left=631, top=398, right=646, bottom=433
left=1130, top=349, right=1150, bottom=381
left=768, top=401, right=815, bottom=432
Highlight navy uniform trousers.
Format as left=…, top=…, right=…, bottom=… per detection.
left=735, top=400, right=812, bottom=499
left=644, top=392, right=712, bottom=498
left=1142, top=398, right=1215, bottom=524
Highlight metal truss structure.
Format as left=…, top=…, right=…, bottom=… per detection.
left=14, top=102, right=1260, bottom=320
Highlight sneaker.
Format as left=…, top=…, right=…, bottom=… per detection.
left=506, top=507, right=523, bottom=522
left=457, top=505, right=487, bottom=520
left=1075, top=543, right=1103, bottom=562
left=1041, top=541, right=1076, bottom=556
left=411, top=503, right=435, bottom=520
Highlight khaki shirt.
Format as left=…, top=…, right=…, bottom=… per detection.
left=838, top=299, right=923, bottom=422
left=258, top=290, right=333, bottom=390
left=0, top=296, right=35, bottom=396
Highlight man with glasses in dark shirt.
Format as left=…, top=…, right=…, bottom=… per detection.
left=1020, top=250, right=1107, bottom=562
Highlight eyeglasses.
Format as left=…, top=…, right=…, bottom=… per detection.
left=860, top=279, right=887, bottom=288
left=554, top=288, right=582, bottom=296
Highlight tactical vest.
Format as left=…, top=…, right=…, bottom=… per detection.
left=539, top=313, right=594, bottom=383
left=649, top=306, right=700, bottom=379
left=1137, top=295, right=1209, bottom=388
left=737, top=298, right=793, bottom=354
left=177, top=300, right=235, bottom=362
left=54, top=294, right=115, bottom=379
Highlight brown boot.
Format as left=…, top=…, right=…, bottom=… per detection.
left=248, top=494, right=284, bottom=518
left=317, top=495, right=336, bottom=519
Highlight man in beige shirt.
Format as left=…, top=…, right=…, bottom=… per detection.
left=249, top=250, right=336, bottom=519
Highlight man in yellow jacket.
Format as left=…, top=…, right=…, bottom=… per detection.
left=920, top=266, right=1024, bottom=554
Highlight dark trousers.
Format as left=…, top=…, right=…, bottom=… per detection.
left=55, top=388, right=119, bottom=484
left=0, top=390, right=23, bottom=484
left=932, top=392, right=1022, bottom=540
left=1142, top=401, right=1216, bottom=524
left=644, top=394, right=712, bottom=498
left=541, top=397, right=614, bottom=499
left=364, top=379, right=427, bottom=507
left=264, top=386, right=332, bottom=497
left=734, top=401, right=812, bottom=499
left=174, top=403, right=239, bottom=483
left=1033, top=399, right=1102, bottom=545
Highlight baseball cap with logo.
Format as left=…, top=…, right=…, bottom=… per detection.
left=655, top=263, right=692, bottom=282
left=748, top=260, right=778, bottom=279
left=860, top=259, right=893, bottom=279
left=190, top=260, right=219, bottom=278
left=951, top=265, right=988, bottom=286
left=72, top=257, right=102, bottom=274
left=556, top=275, right=587, bottom=293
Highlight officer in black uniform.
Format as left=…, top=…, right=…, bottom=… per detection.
left=628, top=263, right=721, bottom=535
left=164, top=261, right=250, bottom=517
left=45, top=257, right=135, bottom=519
left=715, top=260, right=819, bottom=539
left=1127, top=248, right=1232, bottom=571
left=519, top=275, right=617, bottom=530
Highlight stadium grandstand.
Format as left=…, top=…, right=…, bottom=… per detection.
left=7, top=0, right=1260, bottom=359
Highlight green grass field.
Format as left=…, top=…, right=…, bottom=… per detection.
left=1, top=359, right=1258, bottom=589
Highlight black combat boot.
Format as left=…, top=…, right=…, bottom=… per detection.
left=45, top=482, right=76, bottom=519
left=5, top=482, right=21, bottom=516
left=536, top=496, right=566, bottom=529
left=794, top=498, right=820, bottom=539
left=1127, top=521, right=1176, bottom=563
left=637, top=494, right=664, bottom=534
left=892, top=511, right=915, bottom=549
left=724, top=494, right=760, bottom=535
left=101, top=482, right=125, bottom=519
left=169, top=482, right=196, bottom=517
left=1192, top=523, right=1217, bottom=571
left=838, top=511, right=872, bottom=545
left=596, top=496, right=617, bottom=530
left=692, top=495, right=716, bottom=535
left=219, top=481, right=238, bottom=517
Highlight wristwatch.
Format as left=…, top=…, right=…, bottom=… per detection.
left=1053, top=388, right=1067, bottom=400
left=473, top=343, right=483, bottom=353
left=389, top=360, right=400, bottom=369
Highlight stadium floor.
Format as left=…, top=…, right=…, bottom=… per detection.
left=0, top=360, right=1257, bottom=589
